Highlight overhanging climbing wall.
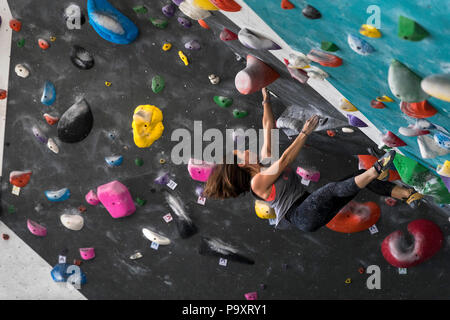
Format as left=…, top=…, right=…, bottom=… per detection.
left=237, top=0, right=450, bottom=173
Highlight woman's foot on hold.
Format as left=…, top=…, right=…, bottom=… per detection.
left=405, top=188, right=424, bottom=208
left=373, top=150, right=396, bottom=181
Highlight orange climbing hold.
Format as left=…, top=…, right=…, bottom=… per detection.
left=326, top=201, right=381, bottom=233
left=198, top=19, right=210, bottom=29
left=38, top=39, right=50, bottom=50
left=327, top=130, right=336, bottom=137
left=209, top=0, right=241, bottom=12
left=281, top=0, right=295, bottom=10
left=9, top=171, right=32, bottom=188
left=9, top=19, right=22, bottom=32
left=235, top=55, right=280, bottom=95
left=44, top=113, right=59, bottom=126
left=0, top=89, right=7, bottom=100
left=400, top=100, right=437, bottom=119
left=307, top=49, right=342, bottom=67
left=358, top=155, right=400, bottom=182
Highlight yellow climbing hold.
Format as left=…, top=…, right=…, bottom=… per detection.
left=162, top=43, right=172, bottom=51
left=132, top=105, right=164, bottom=148
left=179, top=50, right=189, bottom=66
left=159, top=158, right=166, bottom=164
left=50, top=36, right=56, bottom=42
left=376, top=95, right=394, bottom=102
left=339, top=98, right=358, bottom=112
left=105, top=81, right=112, bottom=87
left=255, top=200, right=276, bottom=219
left=193, top=0, right=219, bottom=10
left=359, top=24, right=382, bottom=38
left=345, top=278, right=352, bottom=284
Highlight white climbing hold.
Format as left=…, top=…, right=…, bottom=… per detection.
left=60, top=214, right=84, bottom=231
left=418, top=135, right=449, bottom=159
left=305, top=66, right=328, bottom=80
left=208, top=74, right=220, bottom=85
left=15, top=64, right=30, bottom=78
left=288, top=53, right=311, bottom=69
left=179, top=0, right=211, bottom=20
left=142, top=228, right=171, bottom=245
left=342, top=127, right=354, bottom=133
left=47, top=138, right=59, bottom=154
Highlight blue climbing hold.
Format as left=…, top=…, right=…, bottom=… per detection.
left=41, top=81, right=56, bottom=106
left=51, top=263, right=87, bottom=284
left=45, top=188, right=71, bottom=202
left=87, top=0, right=139, bottom=44
left=105, top=155, right=124, bottom=166
left=434, top=132, right=450, bottom=150
left=347, top=34, right=375, bottom=56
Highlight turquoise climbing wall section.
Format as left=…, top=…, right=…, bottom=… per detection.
left=243, top=0, right=450, bottom=172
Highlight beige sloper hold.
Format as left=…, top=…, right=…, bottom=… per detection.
left=60, top=214, right=84, bottom=231
left=142, top=228, right=171, bottom=245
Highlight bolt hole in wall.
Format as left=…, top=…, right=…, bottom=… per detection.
left=0, top=0, right=449, bottom=300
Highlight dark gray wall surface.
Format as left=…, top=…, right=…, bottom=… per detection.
left=1, top=0, right=449, bottom=299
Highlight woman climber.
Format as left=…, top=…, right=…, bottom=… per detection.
left=203, top=87, right=424, bottom=232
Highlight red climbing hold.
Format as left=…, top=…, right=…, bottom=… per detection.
left=370, top=99, right=386, bottom=109
left=235, top=55, right=280, bottom=95
left=357, top=155, right=400, bottom=182
left=326, top=201, right=381, bottom=233
left=327, top=130, right=336, bottom=137
left=198, top=19, right=210, bottom=29
left=38, top=39, right=50, bottom=50
left=209, top=0, right=241, bottom=12
left=9, top=19, right=22, bottom=32
left=307, top=49, right=342, bottom=67
left=385, top=197, right=397, bottom=206
left=281, top=0, right=295, bottom=10
left=400, top=100, right=437, bottom=119
left=2, top=234, right=10, bottom=240
left=220, top=28, right=238, bottom=41
left=0, top=89, right=7, bottom=100
left=381, top=219, right=443, bottom=268
left=44, top=114, right=59, bottom=126
left=382, top=131, right=407, bottom=147
left=9, top=170, right=32, bottom=188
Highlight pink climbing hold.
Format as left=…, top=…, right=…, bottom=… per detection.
left=382, top=131, right=407, bottom=147
left=85, top=189, right=100, bottom=205
left=296, top=167, right=320, bottom=182
left=97, top=181, right=136, bottom=218
left=307, top=49, right=342, bottom=67
left=244, top=292, right=258, bottom=300
left=79, top=247, right=95, bottom=260
left=235, top=55, right=280, bottom=95
left=381, top=219, right=443, bottom=268
left=188, top=158, right=215, bottom=182
left=220, top=28, right=238, bottom=41
left=283, top=59, right=309, bottom=84
left=27, top=219, right=47, bottom=237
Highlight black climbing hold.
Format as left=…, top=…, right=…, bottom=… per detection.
left=70, top=45, right=94, bottom=70
left=198, top=237, right=255, bottom=265
left=175, top=218, right=198, bottom=239
left=57, top=99, right=94, bottom=143
left=302, top=5, right=321, bottom=19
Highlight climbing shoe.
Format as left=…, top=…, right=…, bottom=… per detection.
left=405, top=189, right=424, bottom=208
left=373, top=150, right=396, bottom=181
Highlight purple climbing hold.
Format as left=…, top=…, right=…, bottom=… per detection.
left=195, top=186, right=204, bottom=197
left=32, top=126, right=48, bottom=144
left=172, top=0, right=184, bottom=6
left=154, top=172, right=170, bottom=185
left=177, top=17, right=192, bottom=28
left=185, top=40, right=201, bottom=50
left=162, top=3, right=176, bottom=17
left=347, top=114, right=368, bottom=127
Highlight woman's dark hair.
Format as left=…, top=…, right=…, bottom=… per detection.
left=203, top=155, right=251, bottom=199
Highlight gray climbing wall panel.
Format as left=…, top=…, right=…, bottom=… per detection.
left=1, top=0, right=449, bottom=299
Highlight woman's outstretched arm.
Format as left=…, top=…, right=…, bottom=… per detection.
left=260, top=88, right=275, bottom=159
left=251, top=115, right=320, bottom=199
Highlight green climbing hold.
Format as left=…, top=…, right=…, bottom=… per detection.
left=135, top=158, right=143, bottom=166
left=233, top=109, right=248, bottom=119
left=136, top=197, right=147, bottom=206
left=151, top=75, right=165, bottom=94
left=17, top=38, right=25, bottom=48
left=213, top=96, right=233, bottom=108
left=8, top=205, right=16, bottom=214
left=398, top=16, right=429, bottom=41
left=393, top=153, right=450, bottom=204
left=150, top=18, right=168, bottom=29
left=133, top=6, right=148, bottom=14
left=321, top=41, right=339, bottom=52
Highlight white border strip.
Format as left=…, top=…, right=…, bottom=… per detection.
left=221, top=0, right=384, bottom=146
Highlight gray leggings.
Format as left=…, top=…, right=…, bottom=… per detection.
left=284, top=170, right=395, bottom=232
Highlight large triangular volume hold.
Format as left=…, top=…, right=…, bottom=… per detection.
left=57, top=99, right=94, bottom=143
